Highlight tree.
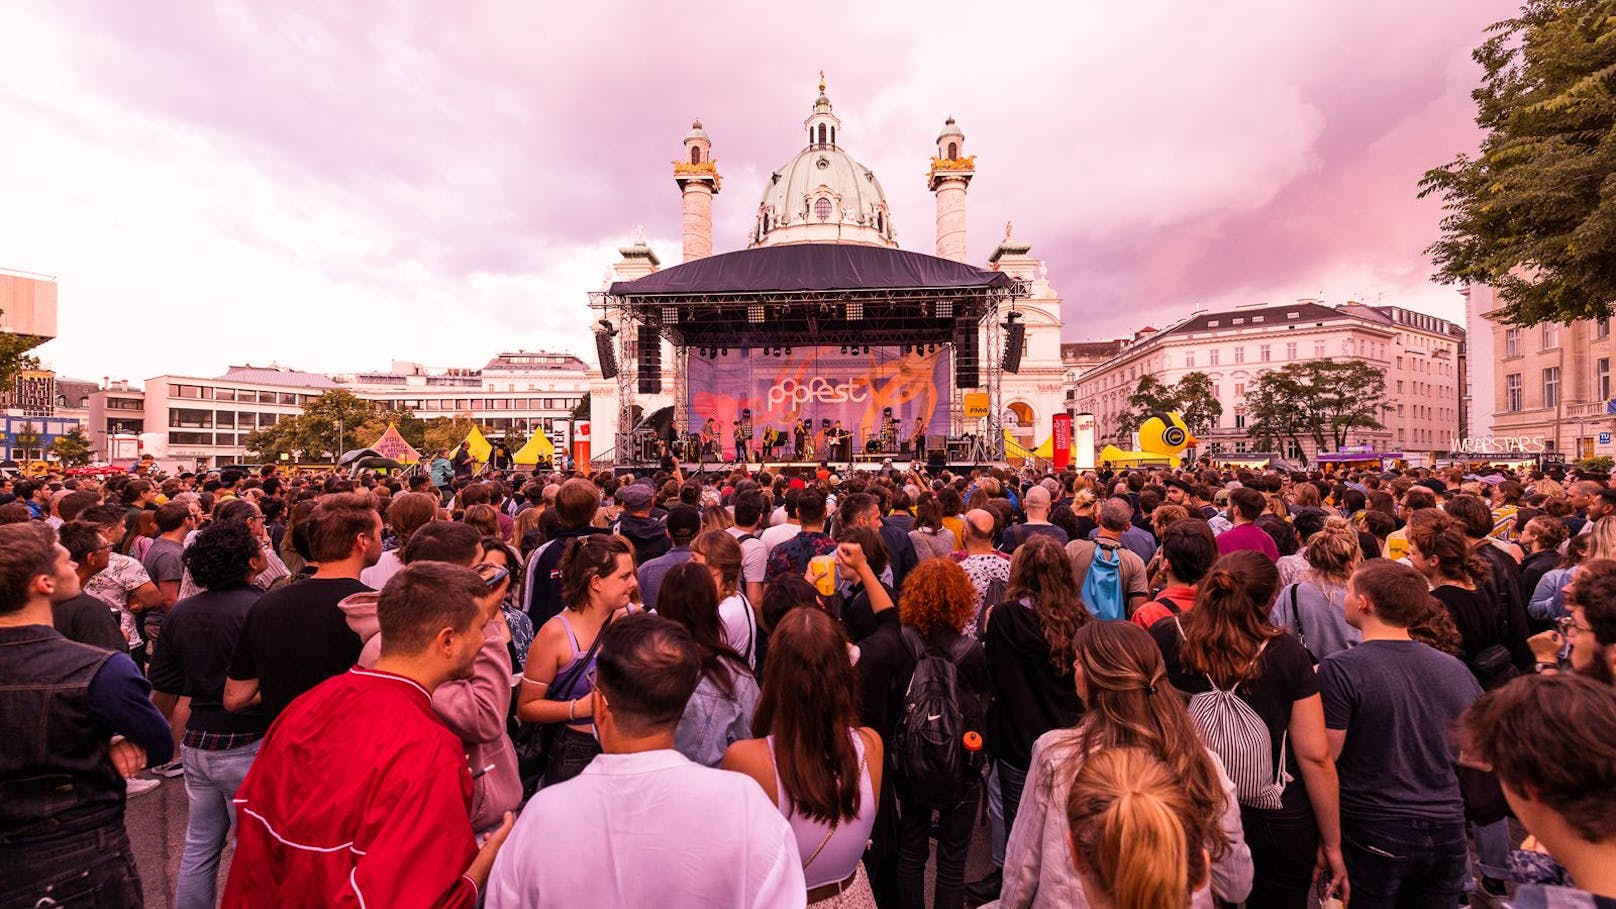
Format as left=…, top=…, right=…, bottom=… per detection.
left=243, top=420, right=303, bottom=462
left=297, top=390, right=384, bottom=460
left=1117, top=372, right=1223, bottom=441
left=1420, top=1, right=1616, bottom=325
left=0, top=312, right=42, bottom=393
left=570, top=397, right=591, bottom=423
left=423, top=413, right=478, bottom=457
left=1245, top=361, right=1389, bottom=463
left=353, top=407, right=428, bottom=452
left=49, top=425, right=93, bottom=467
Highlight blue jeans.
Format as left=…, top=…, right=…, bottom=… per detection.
left=0, top=822, right=143, bottom=909
left=175, top=739, right=261, bottom=909
left=1341, top=815, right=1468, bottom=909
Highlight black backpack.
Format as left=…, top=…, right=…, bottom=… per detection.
left=891, top=626, right=983, bottom=808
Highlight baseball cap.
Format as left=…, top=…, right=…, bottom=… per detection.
left=621, top=484, right=654, bottom=510
left=666, top=505, right=701, bottom=541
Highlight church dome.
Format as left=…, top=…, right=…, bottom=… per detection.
left=749, top=87, right=896, bottom=249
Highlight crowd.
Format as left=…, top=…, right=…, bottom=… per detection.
left=1, top=456, right=1615, bottom=909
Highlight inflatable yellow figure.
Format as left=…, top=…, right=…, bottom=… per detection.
left=1098, top=411, right=1198, bottom=468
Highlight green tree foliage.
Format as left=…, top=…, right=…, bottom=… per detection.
left=243, top=420, right=303, bottom=462
left=1246, top=361, right=1389, bottom=464
left=298, top=390, right=383, bottom=459
left=570, top=397, right=591, bottom=423
left=49, top=425, right=93, bottom=467
left=1117, top=372, right=1224, bottom=441
left=423, top=414, right=478, bottom=457
left=1420, top=1, right=1616, bottom=325
left=0, top=312, right=43, bottom=393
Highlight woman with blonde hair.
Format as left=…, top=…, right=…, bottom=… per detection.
left=1065, top=749, right=1208, bottom=909
left=691, top=530, right=758, bottom=669
left=701, top=503, right=735, bottom=534
left=997, top=621, right=1252, bottom=907
left=1270, top=516, right=1363, bottom=662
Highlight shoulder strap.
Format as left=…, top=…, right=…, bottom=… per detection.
left=551, top=611, right=613, bottom=704
left=1289, top=585, right=1307, bottom=640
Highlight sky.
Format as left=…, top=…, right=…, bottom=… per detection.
left=0, top=0, right=1518, bottom=383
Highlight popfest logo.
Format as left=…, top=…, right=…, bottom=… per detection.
left=766, top=377, right=870, bottom=408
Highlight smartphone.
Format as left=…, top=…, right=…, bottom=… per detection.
left=810, top=554, right=837, bottom=597
left=477, top=565, right=510, bottom=590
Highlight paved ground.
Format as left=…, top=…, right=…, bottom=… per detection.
left=124, top=770, right=993, bottom=908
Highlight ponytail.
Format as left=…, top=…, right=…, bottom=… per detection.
left=1180, top=551, right=1282, bottom=688
left=1067, top=749, right=1203, bottom=909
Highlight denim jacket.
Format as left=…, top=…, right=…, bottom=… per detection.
left=675, top=668, right=759, bottom=768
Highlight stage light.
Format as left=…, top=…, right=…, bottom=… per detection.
left=721, top=348, right=729, bottom=356
left=937, top=299, right=954, bottom=319
left=660, top=306, right=678, bottom=324
left=846, top=301, right=864, bottom=320
left=784, top=346, right=792, bottom=356
left=748, top=303, right=765, bottom=323
left=840, top=346, right=848, bottom=355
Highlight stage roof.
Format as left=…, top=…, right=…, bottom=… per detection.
left=608, top=244, right=1013, bottom=297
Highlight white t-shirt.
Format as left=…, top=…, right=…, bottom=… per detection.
left=726, top=526, right=767, bottom=585
left=718, top=593, right=758, bottom=668
left=759, top=522, right=801, bottom=557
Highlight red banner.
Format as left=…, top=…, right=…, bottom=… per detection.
left=1052, top=413, right=1072, bottom=470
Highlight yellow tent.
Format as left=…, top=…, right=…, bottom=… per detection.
left=461, top=425, right=493, bottom=463
left=370, top=424, right=421, bottom=464
left=1003, top=429, right=1054, bottom=462
left=512, top=431, right=555, bottom=465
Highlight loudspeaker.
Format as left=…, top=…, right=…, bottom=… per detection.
left=927, top=450, right=946, bottom=468
left=1002, top=322, right=1026, bottom=373
left=953, top=321, right=978, bottom=388
left=595, top=332, right=619, bottom=380
left=637, top=325, right=661, bottom=394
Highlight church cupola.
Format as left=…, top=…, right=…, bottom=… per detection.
left=804, top=72, right=842, bottom=149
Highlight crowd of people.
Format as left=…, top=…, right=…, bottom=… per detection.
left=2, top=456, right=1615, bottom=909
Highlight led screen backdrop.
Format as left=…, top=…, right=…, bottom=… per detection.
left=686, top=348, right=951, bottom=459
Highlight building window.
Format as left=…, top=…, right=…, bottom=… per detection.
left=1285, top=342, right=1296, bottom=360
left=1258, top=344, right=1270, bottom=362
left=1506, top=373, right=1523, bottom=412
left=1313, top=341, right=1325, bottom=358
left=1544, top=367, right=1561, bottom=407
left=817, top=124, right=827, bottom=146
left=1234, top=382, right=1245, bottom=397
left=814, top=197, right=832, bottom=221
left=1598, top=320, right=1611, bottom=340
left=1504, top=328, right=1520, bottom=357
left=947, top=141, right=957, bottom=159
left=1234, top=411, right=1246, bottom=429
left=1185, top=351, right=1195, bottom=368
left=690, top=146, right=701, bottom=165
left=1208, top=349, right=1220, bottom=366
left=1233, top=347, right=1244, bottom=364
left=1600, top=358, right=1611, bottom=403
left=1543, top=323, right=1559, bottom=349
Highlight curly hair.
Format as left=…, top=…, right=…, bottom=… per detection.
left=1007, top=535, right=1089, bottom=673
left=183, top=520, right=261, bottom=591
left=898, top=558, right=976, bottom=637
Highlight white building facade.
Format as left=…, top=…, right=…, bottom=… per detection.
left=1071, top=300, right=1465, bottom=463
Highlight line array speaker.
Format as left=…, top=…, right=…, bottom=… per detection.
left=953, top=321, right=978, bottom=389
left=1002, top=322, right=1026, bottom=373
left=637, top=325, right=662, bottom=394
left=595, top=332, right=619, bottom=380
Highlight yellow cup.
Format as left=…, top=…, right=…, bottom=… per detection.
left=810, top=554, right=837, bottom=597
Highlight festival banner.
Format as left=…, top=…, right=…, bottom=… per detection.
left=686, top=348, right=951, bottom=459
left=1052, top=413, right=1072, bottom=470
left=1072, top=413, right=1097, bottom=470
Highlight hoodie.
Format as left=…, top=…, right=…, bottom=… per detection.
left=339, top=590, right=521, bottom=834
left=613, top=512, right=671, bottom=566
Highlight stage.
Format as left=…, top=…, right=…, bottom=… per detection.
left=609, top=456, right=1006, bottom=479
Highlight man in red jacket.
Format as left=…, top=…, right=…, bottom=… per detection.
left=222, top=562, right=513, bottom=908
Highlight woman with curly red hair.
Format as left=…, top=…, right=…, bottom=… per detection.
left=893, top=558, right=988, bottom=909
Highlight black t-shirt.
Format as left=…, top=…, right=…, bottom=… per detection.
left=852, top=608, right=907, bottom=735
left=1431, top=584, right=1508, bottom=669
left=1151, top=620, right=1319, bottom=814
left=1318, top=639, right=1481, bottom=823
left=985, top=601, right=1085, bottom=768
left=152, top=584, right=269, bottom=735
left=228, top=577, right=369, bottom=720
left=52, top=593, right=127, bottom=653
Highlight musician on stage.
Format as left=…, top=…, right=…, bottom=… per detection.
left=793, top=419, right=808, bottom=460
left=701, top=417, right=719, bottom=461
left=732, top=421, right=750, bottom=464
left=762, top=426, right=782, bottom=461
left=911, top=415, right=927, bottom=463
left=829, top=419, right=851, bottom=462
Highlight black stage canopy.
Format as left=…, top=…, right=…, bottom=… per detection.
left=600, top=244, right=1019, bottom=348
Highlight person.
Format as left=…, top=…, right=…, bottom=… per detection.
left=521, top=477, right=604, bottom=625
left=766, top=488, right=838, bottom=582
left=0, top=521, right=174, bottom=907
left=1529, top=564, right=1616, bottom=683
left=1130, top=520, right=1217, bottom=629
left=1066, top=498, right=1151, bottom=619
left=340, top=520, right=522, bottom=836
left=52, top=522, right=130, bottom=652
left=692, top=529, right=760, bottom=669
left=224, top=492, right=381, bottom=720
left=892, top=558, right=988, bottom=909
left=488, top=613, right=803, bottom=907
left=729, top=489, right=770, bottom=606
left=724, top=607, right=884, bottom=907
left=360, top=490, right=439, bottom=589
left=1000, top=485, right=1068, bottom=554
left=1455, top=673, right=1616, bottom=908
left=909, top=496, right=955, bottom=561
left=613, top=482, right=671, bottom=566
left=839, top=491, right=918, bottom=593
left=517, top=534, right=638, bottom=786
left=221, top=562, right=513, bottom=907
left=452, top=441, right=474, bottom=479
left=1319, top=559, right=1482, bottom=909
left=657, top=563, right=759, bottom=766
left=911, top=415, right=926, bottom=463
left=1086, top=495, right=1157, bottom=564
left=479, top=537, right=536, bottom=675
left=1217, top=487, right=1280, bottom=561
left=148, top=520, right=269, bottom=909
left=980, top=535, right=1091, bottom=900
left=636, top=505, right=699, bottom=612
left=1062, top=749, right=1214, bottom=909
left=1270, top=517, right=1364, bottom=662
left=1519, top=515, right=1569, bottom=631
left=1407, top=513, right=1528, bottom=689
left=996, top=621, right=1253, bottom=907
left=954, top=507, right=1012, bottom=636
left=1152, top=551, right=1347, bottom=908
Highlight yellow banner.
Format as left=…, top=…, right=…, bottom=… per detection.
left=963, top=392, right=989, bottom=418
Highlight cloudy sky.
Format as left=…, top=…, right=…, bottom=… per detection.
left=0, top=0, right=1515, bottom=383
